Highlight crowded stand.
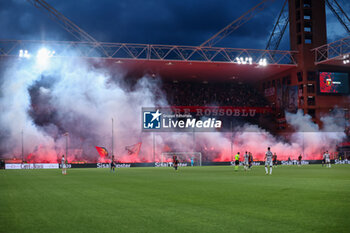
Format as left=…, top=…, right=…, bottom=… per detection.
left=162, top=81, right=269, bottom=107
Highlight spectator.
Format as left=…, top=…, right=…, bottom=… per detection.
left=162, top=81, right=269, bottom=107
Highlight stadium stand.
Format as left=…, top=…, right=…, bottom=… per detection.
left=163, top=81, right=269, bottom=107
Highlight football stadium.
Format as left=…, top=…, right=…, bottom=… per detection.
left=0, top=0, right=350, bottom=232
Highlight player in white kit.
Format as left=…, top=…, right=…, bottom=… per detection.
left=61, top=155, right=66, bottom=175
left=324, top=151, right=331, bottom=168
left=265, top=147, right=273, bottom=175
left=244, top=151, right=249, bottom=171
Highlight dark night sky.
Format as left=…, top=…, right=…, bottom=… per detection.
left=0, top=0, right=349, bottom=50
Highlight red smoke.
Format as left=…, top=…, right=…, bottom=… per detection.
left=6, top=147, right=335, bottom=164
left=14, top=137, right=335, bottom=163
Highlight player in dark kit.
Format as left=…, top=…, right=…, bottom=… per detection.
left=174, top=158, right=179, bottom=171
left=110, top=155, right=116, bottom=173
left=298, top=154, right=302, bottom=166
left=248, top=152, right=253, bottom=169
left=173, top=155, right=177, bottom=164
left=273, top=153, right=277, bottom=167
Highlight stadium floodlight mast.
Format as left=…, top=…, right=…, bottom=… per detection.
left=153, top=132, right=156, bottom=163
left=64, top=132, right=69, bottom=162
left=111, top=118, right=115, bottom=159
left=21, top=130, right=24, bottom=163
left=343, top=54, right=350, bottom=64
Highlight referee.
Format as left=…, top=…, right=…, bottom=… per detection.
left=234, top=152, right=240, bottom=171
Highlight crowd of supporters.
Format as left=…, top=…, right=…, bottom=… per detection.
left=162, top=81, right=269, bottom=107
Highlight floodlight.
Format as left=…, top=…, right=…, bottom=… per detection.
left=36, top=48, right=55, bottom=67
left=19, top=49, right=31, bottom=58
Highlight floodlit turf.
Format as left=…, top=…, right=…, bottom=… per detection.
left=0, top=165, right=350, bottom=233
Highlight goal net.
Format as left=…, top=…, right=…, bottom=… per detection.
left=160, top=152, right=202, bottom=166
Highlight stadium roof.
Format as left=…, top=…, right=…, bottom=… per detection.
left=103, top=59, right=297, bottom=82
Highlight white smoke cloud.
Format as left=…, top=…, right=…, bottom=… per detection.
left=0, top=54, right=346, bottom=162
left=0, top=55, right=169, bottom=162
left=229, top=108, right=346, bottom=161
left=285, top=110, right=346, bottom=159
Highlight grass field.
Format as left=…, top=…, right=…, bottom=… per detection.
left=0, top=165, right=350, bottom=233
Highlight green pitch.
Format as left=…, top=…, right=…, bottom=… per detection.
left=0, top=165, right=350, bottom=233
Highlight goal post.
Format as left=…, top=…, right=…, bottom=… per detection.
left=160, top=152, right=202, bottom=166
